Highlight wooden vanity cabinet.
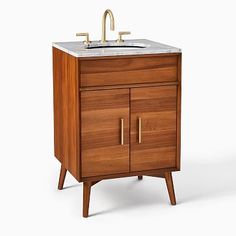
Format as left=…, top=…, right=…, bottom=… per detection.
left=53, top=47, right=181, bottom=217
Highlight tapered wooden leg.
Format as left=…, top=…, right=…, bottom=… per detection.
left=83, top=182, right=92, bottom=218
left=164, top=172, right=176, bottom=205
left=58, top=165, right=67, bottom=190
left=138, top=176, right=143, bottom=180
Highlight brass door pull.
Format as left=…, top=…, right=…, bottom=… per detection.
left=120, top=118, right=124, bottom=145
left=138, top=117, right=142, bottom=143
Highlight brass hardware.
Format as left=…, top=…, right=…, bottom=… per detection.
left=138, top=117, right=142, bottom=143
left=116, top=31, right=131, bottom=43
left=101, top=9, right=115, bottom=43
left=76, top=32, right=91, bottom=45
left=120, top=118, right=124, bottom=145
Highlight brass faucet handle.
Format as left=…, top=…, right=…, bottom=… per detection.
left=76, top=32, right=91, bottom=45
left=116, top=31, right=131, bottom=43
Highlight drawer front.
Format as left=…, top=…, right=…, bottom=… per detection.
left=80, top=55, right=178, bottom=87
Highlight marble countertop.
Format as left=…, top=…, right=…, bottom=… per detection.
left=52, top=39, right=181, bottom=58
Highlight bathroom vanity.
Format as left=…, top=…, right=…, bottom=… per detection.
left=52, top=10, right=181, bottom=217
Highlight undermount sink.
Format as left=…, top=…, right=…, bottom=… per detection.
left=52, top=39, right=181, bottom=57
left=85, top=42, right=149, bottom=50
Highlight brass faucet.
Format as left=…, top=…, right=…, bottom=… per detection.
left=76, top=32, right=91, bottom=44
left=101, top=9, right=115, bottom=43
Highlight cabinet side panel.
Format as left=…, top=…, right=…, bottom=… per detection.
left=52, top=47, right=80, bottom=181
left=176, top=53, right=182, bottom=170
left=67, top=52, right=80, bottom=179
left=53, top=47, right=62, bottom=161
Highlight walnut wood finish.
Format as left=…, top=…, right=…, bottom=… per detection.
left=58, top=165, right=67, bottom=190
left=80, top=53, right=180, bottom=61
left=83, top=180, right=100, bottom=217
left=53, top=48, right=181, bottom=217
left=80, top=81, right=179, bottom=91
left=81, top=89, right=130, bottom=177
left=53, top=48, right=80, bottom=181
left=82, top=171, right=176, bottom=217
left=80, top=55, right=178, bottom=87
left=130, top=86, right=177, bottom=172
left=176, top=54, right=182, bottom=169
left=164, top=172, right=176, bottom=205
left=81, top=55, right=178, bottom=73
left=83, top=182, right=92, bottom=217
left=82, top=167, right=177, bottom=182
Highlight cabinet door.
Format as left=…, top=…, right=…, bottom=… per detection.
left=131, top=86, right=177, bottom=172
left=81, top=89, right=129, bottom=177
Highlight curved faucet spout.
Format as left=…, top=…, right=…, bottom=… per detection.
left=101, top=9, right=115, bottom=43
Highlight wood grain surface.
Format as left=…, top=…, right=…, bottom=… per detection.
left=53, top=49, right=181, bottom=183
left=130, top=86, right=177, bottom=172
left=176, top=54, right=182, bottom=169
left=81, top=89, right=130, bottom=177
left=53, top=49, right=182, bottom=217
left=53, top=47, right=80, bottom=181
left=80, top=55, right=178, bottom=87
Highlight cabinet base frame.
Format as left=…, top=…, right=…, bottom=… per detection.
left=57, top=165, right=177, bottom=217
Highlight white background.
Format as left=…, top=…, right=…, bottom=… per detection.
left=0, top=0, right=236, bottom=235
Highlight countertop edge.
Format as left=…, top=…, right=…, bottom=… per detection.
left=52, top=43, right=79, bottom=57
left=52, top=41, right=181, bottom=58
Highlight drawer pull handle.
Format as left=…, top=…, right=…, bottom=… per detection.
left=138, top=117, right=142, bottom=143
left=120, top=118, right=124, bottom=145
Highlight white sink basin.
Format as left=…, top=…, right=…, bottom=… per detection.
left=52, top=39, right=181, bottom=57
left=85, top=42, right=149, bottom=50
